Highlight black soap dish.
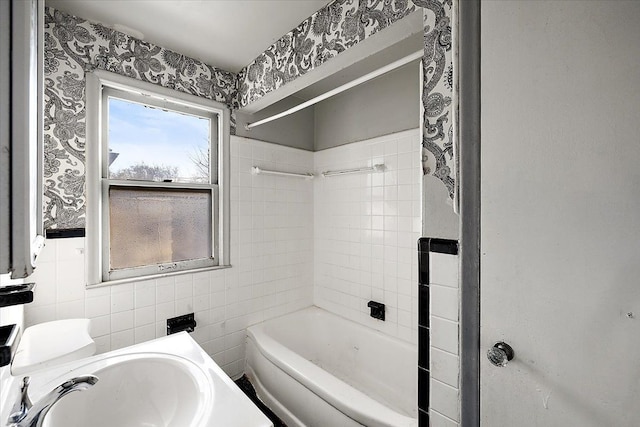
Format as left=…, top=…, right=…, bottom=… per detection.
left=167, top=313, right=197, bottom=335
left=367, top=301, right=386, bottom=321
left=0, top=324, right=21, bottom=367
left=0, top=283, right=35, bottom=308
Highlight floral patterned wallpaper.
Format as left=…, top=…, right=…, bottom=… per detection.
left=43, top=7, right=236, bottom=229
left=236, top=0, right=418, bottom=108
left=236, top=0, right=454, bottom=196
left=418, top=0, right=455, bottom=198
left=44, top=0, right=454, bottom=230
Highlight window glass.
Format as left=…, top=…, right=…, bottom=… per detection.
left=109, top=187, right=212, bottom=270
left=107, top=97, right=211, bottom=183
left=86, top=73, right=229, bottom=286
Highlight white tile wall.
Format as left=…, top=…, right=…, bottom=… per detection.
left=430, top=410, right=459, bottom=427
left=313, top=129, right=422, bottom=344
left=24, top=136, right=314, bottom=379
left=22, top=130, right=431, bottom=387
left=429, top=251, right=460, bottom=425
left=430, top=379, right=460, bottom=423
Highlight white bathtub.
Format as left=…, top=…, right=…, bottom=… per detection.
left=245, top=306, right=418, bottom=427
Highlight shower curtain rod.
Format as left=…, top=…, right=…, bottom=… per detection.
left=251, top=166, right=314, bottom=179
left=322, top=163, right=385, bottom=177
left=245, top=50, right=424, bottom=130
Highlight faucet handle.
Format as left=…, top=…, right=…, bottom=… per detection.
left=8, top=377, right=32, bottom=424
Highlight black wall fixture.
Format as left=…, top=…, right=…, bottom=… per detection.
left=367, top=301, right=385, bottom=321
left=417, top=237, right=459, bottom=426
left=45, top=228, right=85, bottom=239
left=0, top=283, right=35, bottom=307
left=0, top=324, right=20, bottom=367
left=167, top=313, right=197, bottom=335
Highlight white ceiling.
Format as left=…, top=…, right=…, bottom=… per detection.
left=46, top=0, right=332, bottom=73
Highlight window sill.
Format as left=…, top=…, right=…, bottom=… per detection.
left=86, top=264, right=232, bottom=289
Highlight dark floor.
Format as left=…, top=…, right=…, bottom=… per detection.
left=235, top=375, right=287, bottom=427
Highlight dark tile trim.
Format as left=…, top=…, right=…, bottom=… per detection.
left=418, top=237, right=459, bottom=257
left=419, top=408, right=430, bottom=427
left=428, top=238, right=459, bottom=255
left=418, top=366, right=430, bottom=412
left=417, top=237, right=430, bottom=253
left=418, top=250, right=429, bottom=285
left=417, top=237, right=459, bottom=421
left=418, top=326, right=429, bottom=369
left=235, top=375, right=286, bottom=426
left=46, top=228, right=86, bottom=239
left=418, top=285, right=429, bottom=327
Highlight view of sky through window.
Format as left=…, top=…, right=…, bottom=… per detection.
left=108, top=97, right=210, bottom=183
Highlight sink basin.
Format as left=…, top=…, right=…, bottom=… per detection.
left=8, top=333, right=272, bottom=427
left=41, top=353, right=211, bottom=427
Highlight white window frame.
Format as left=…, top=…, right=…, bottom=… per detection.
left=86, top=70, right=230, bottom=287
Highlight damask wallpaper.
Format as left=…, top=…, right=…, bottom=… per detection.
left=44, top=0, right=454, bottom=230
left=43, top=7, right=236, bottom=229
left=418, top=0, right=455, bottom=198
left=235, top=0, right=454, bottom=197
left=236, top=0, right=418, bottom=108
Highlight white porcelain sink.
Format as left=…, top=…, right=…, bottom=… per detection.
left=11, top=333, right=272, bottom=427
left=41, top=353, right=210, bottom=427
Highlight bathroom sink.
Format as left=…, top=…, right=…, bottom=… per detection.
left=11, top=333, right=272, bottom=427
left=40, top=353, right=210, bottom=427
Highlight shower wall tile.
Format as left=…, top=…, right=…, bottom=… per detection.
left=430, top=312, right=459, bottom=356
left=24, top=136, right=314, bottom=380
left=425, top=239, right=460, bottom=426
left=430, top=379, right=460, bottom=423
left=430, top=347, right=459, bottom=389
left=314, top=129, right=421, bottom=344
left=430, top=253, right=459, bottom=287
left=430, top=285, right=459, bottom=322
left=429, top=410, right=458, bottom=427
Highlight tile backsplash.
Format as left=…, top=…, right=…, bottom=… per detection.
left=25, top=136, right=314, bottom=379
left=314, top=129, right=422, bottom=344
left=24, top=128, right=423, bottom=378
left=429, top=247, right=460, bottom=426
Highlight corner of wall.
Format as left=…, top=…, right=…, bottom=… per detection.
left=422, top=174, right=459, bottom=240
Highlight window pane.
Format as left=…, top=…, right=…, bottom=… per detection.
left=109, top=187, right=212, bottom=270
left=108, top=97, right=211, bottom=183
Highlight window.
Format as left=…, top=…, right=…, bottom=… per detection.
left=86, top=71, right=229, bottom=286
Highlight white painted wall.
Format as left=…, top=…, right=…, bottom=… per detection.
left=481, top=1, right=640, bottom=425
left=235, top=97, right=316, bottom=151
left=313, top=63, right=420, bottom=151
left=423, top=174, right=458, bottom=240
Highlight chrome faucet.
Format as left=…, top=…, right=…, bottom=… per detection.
left=7, top=375, right=99, bottom=427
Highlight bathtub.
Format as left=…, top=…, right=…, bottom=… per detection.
left=245, top=306, right=418, bottom=427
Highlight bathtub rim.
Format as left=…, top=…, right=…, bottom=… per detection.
left=246, top=305, right=418, bottom=427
